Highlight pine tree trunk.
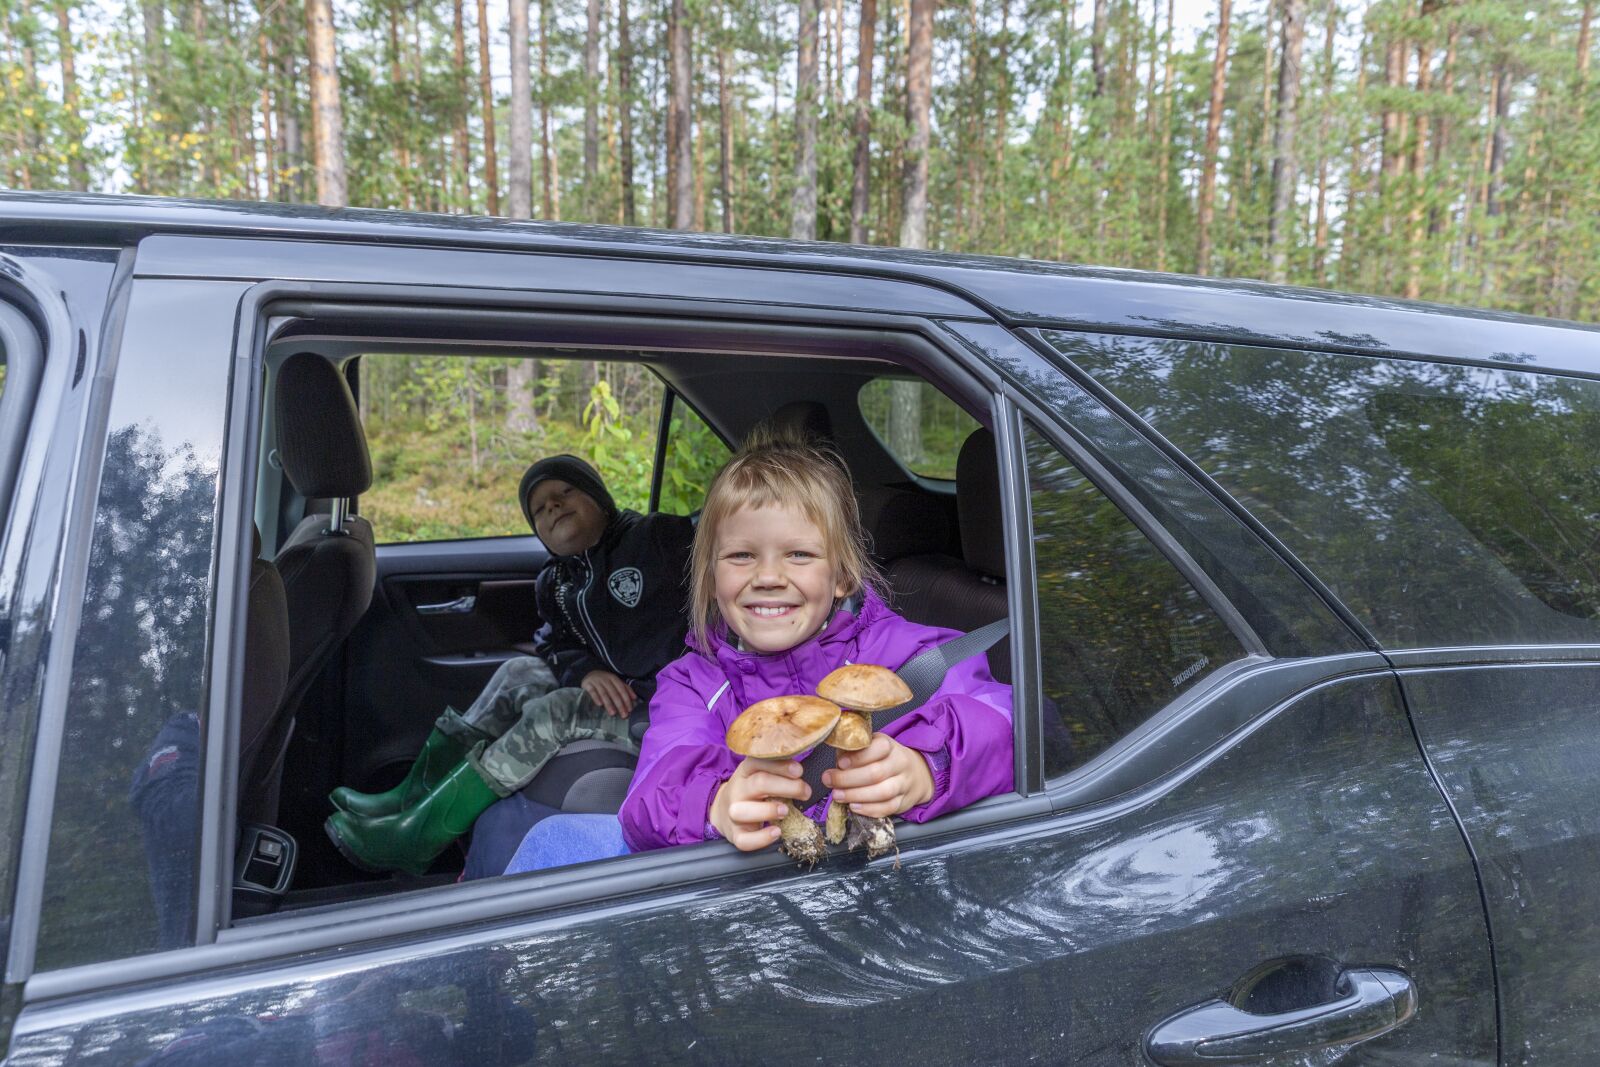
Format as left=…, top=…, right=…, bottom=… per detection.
left=541, top=0, right=555, bottom=219
left=508, top=0, right=533, bottom=217
left=618, top=0, right=636, bottom=224
left=792, top=0, right=821, bottom=240
left=1090, top=0, right=1108, bottom=97
left=1312, top=0, right=1336, bottom=278
left=585, top=0, right=602, bottom=210
left=1485, top=66, right=1509, bottom=217
left=1155, top=0, right=1174, bottom=271
left=900, top=0, right=932, bottom=249
left=477, top=0, right=500, bottom=213
left=1426, top=25, right=1456, bottom=236
left=258, top=21, right=277, bottom=199
left=305, top=0, right=347, bottom=207
left=668, top=0, right=694, bottom=228
left=453, top=0, right=472, bottom=209
left=850, top=0, right=878, bottom=244
left=1404, top=0, right=1436, bottom=299
left=717, top=3, right=735, bottom=233
left=1267, top=0, right=1305, bottom=283
left=1196, top=0, right=1232, bottom=276
left=507, top=359, right=538, bottom=434
left=57, top=2, right=88, bottom=190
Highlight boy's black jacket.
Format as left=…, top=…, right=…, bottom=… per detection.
left=533, top=509, right=695, bottom=702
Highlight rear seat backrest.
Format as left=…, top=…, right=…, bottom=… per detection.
left=884, top=429, right=1011, bottom=683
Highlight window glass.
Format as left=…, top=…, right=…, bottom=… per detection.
left=658, top=397, right=729, bottom=515
left=1051, top=331, right=1600, bottom=649
left=1026, top=423, right=1246, bottom=779
left=38, top=280, right=235, bottom=969
left=858, top=377, right=980, bottom=480
left=361, top=357, right=667, bottom=543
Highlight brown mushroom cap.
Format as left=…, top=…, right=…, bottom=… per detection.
left=726, top=695, right=842, bottom=759
left=825, top=710, right=873, bottom=751
left=815, top=664, right=912, bottom=713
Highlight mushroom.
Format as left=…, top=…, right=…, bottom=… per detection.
left=725, top=695, right=842, bottom=866
left=814, top=665, right=912, bottom=857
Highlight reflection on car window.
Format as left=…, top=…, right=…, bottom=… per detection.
left=1052, top=331, right=1600, bottom=649
left=37, top=282, right=233, bottom=971
left=658, top=397, right=728, bottom=515
left=361, top=356, right=671, bottom=543
left=858, top=378, right=979, bottom=480
left=1026, top=423, right=1246, bottom=779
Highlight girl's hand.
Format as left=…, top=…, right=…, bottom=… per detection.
left=710, top=757, right=812, bottom=851
left=823, top=734, right=935, bottom=817
left=581, top=669, right=638, bottom=718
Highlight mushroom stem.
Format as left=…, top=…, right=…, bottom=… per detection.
left=844, top=811, right=898, bottom=861
left=778, top=802, right=827, bottom=867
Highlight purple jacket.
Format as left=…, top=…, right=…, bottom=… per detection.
left=619, top=590, right=1014, bottom=851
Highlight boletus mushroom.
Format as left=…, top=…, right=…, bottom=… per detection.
left=814, top=665, right=913, bottom=857
left=725, top=695, right=842, bottom=866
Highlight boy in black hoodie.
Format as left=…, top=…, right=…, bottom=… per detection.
left=325, top=455, right=694, bottom=876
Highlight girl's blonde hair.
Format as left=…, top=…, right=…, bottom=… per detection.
left=689, top=425, right=882, bottom=651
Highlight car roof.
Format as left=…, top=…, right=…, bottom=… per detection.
left=5, top=191, right=1598, bottom=379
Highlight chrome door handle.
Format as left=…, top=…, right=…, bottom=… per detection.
left=416, top=594, right=477, bottom=616
left=1145, top=968, right=1416, bottom=1065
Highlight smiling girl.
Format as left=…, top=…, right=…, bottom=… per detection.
left=619, top=428, right=1015, bottom=854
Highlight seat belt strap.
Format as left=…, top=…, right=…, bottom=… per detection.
left=799, top=615, right=1012, bottom=798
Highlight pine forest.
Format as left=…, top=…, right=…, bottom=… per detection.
left=3, top=0, right=1598, bottom=538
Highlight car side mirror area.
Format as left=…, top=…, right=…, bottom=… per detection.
left=233, top=823, right=297, bottom=920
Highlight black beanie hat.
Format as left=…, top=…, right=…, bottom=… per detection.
left=519, top=454, right=617, bottom=533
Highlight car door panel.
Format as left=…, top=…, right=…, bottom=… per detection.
left=335, top=537, right=548, bottom=794
left=1397, top=660, right=1600, bottom=1065
left=11, top=672, right=1493, bottom=1065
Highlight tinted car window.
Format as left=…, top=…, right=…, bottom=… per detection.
left=361, top=355, right=673, bottom=543
left=657, top=395, right=728, bottom=515
left=1026, top=422, right=1246, bottom=778
left=36, top=281, right=237, bottom=970
left=859, top=377, right=979, bottom=479
left=1050, top=331, right=1600, bottom=648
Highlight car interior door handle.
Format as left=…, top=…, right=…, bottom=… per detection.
left=1145, top=968, right=1416, bottom=1066
left=416, top=594, right=477, bottom=616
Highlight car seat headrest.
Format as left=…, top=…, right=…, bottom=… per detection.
left=275, top=352, right=372, bottom=500
left=956, top=428, right=1005, bottom=579
left=763, top=400, right=834, bottom=446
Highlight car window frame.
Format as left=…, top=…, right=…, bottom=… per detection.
left=176, top=281, right=1053, bottom=947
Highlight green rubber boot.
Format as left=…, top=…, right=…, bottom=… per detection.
left=325, top=760, right=503, bottom=876
left=329, top=727, right=471, bottom=818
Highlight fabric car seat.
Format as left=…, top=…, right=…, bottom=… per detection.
left=884, top=428, right=1012, bottom=682
left=238, top=525, right=292, bottom=826
left=254, top=352, right=376, bottom=824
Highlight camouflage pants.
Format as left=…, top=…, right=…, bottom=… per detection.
left=434, top=656, right=640, bottom=794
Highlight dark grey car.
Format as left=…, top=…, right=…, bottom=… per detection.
left=2, top=192, right=1597, bottom=1065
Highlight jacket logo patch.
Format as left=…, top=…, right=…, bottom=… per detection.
left=609, top=567, right=644, bottom=608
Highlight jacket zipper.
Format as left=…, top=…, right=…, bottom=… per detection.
left=575, top=548, right=621, bottom=673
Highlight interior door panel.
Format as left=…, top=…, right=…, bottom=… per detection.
left=343, top=535, right=547, bottom=789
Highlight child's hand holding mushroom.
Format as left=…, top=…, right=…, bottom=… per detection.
left=823, top=736, right=935, bottom=819
left=709, top=754, right=812, bottom=851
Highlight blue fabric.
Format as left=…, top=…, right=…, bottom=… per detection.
left=462, top=793, right=562, bottom=881
left=504, top=813, right=629, bottom=874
